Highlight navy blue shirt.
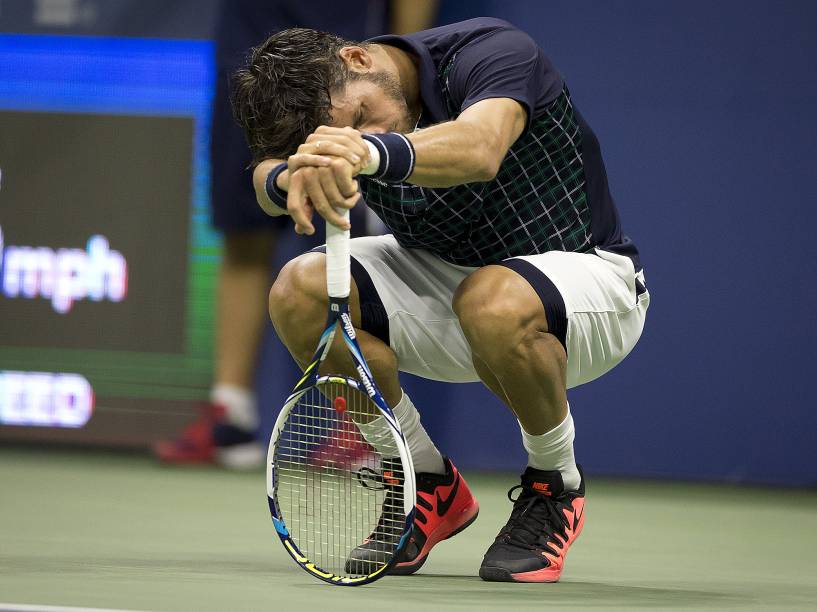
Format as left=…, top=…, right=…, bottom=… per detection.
left=364, top=18, right=640, bottom=269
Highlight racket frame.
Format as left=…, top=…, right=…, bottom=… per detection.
left=266, top=295, right=416, bottom=586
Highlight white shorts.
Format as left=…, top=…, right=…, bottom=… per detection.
left=338, top=235, right=649, bottom=389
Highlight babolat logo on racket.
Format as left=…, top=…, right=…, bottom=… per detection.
left=341, top=312, right=356, bottom=339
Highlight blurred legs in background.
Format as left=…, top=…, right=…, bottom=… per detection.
left=155, top=230, right=275, bottom=467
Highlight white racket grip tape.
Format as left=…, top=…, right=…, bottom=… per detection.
left=325, top=208, right=351, bottom=298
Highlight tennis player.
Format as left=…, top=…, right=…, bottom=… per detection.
left=232, top=17, right=650, bottom=582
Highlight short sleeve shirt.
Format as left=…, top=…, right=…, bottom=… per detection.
left=364, top=18, right=639, bottom=269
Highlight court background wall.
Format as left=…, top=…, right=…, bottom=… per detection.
left=2, top=0, right=815, bottom=486
left=262, top=0, right=817, bottom=487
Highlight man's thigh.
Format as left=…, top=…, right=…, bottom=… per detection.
left=347, top=236, right=481, bottom=383
left=508, top=249, right=650, bottom=388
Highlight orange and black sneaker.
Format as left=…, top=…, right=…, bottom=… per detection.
left=479, top=465, right=585, bottom=583
left=345, top=458, right=409, bottom=575
left=346, top=456, right=479, bottom=576
left=391, top=456, right=480, bottom=575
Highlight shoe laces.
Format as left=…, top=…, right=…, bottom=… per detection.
left=500, top=484, right=570, bottom=554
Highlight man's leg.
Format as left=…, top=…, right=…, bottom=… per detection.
left=453, top=264, right=584, bottom=583
left=271, top=252, right=447, bottom=472
left=453, top=265, right=580, bottom=485
left=268, top=252, right=402, bottom=404
left=270, top=249, right=477, bottom=574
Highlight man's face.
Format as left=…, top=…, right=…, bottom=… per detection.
left=328, top=72, right=416, bottom=134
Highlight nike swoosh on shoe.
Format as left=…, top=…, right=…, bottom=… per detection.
left=435, top=473, right=461, bottom=516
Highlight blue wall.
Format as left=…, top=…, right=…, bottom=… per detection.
left=257, top=1, right=817, bottom=486
left=3, top=2, right=813, bottom=484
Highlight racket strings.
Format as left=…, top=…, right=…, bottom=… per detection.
left=274, top=381, right=406, bottom=577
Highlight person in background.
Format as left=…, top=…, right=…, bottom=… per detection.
left=154, top=0, right=438, bottom=468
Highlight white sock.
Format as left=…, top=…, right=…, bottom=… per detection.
left=356, top=392, right=445, bottom=475
left=520, top=407, right=581, bottom=491
left=355, top=417, right=396, bottom=457
left=211, top=384, right=258, bottom=432
left=392, top=392, right=445, bottom=475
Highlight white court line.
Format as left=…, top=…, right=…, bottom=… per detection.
left=0, top=604, right=146, bottom=612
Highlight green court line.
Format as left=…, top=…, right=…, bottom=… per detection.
left=1, top=448, right=816, bottom=612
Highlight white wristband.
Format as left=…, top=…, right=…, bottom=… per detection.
left=360, top=139, right=381, bottom=175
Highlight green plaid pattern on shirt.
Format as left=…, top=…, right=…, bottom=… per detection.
left=360, top=63, right=592, bottom=266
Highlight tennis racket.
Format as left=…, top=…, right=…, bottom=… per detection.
left=266, top=210, right=416, bottom=586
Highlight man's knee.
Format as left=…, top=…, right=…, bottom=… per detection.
left=453, top=266, right=548, bottom=359
left=268, top=252, right=326, bottom=344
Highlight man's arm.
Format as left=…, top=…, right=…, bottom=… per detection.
left=403, top=24, right=552, bottom=186
left=258, top=97, right=525, bottom=234
left=405, top=97, right=526, bottom=187
left=286, top=96, right=526, bottom=189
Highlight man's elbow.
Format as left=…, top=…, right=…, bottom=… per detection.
left=471, top=148, right=503, bottom=182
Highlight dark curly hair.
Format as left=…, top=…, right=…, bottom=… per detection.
left=230, top=28, right=362, bottom=164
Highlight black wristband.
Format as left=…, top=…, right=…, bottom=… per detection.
left=264, top=162, right=289, bottom=210
left=362, top=133, right=416, bottom=183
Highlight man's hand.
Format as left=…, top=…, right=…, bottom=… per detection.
left=253, top=126, right=370, bottom=234
left=289, top=126, right=371, bottom=176
left=285, top=126, right=370, bottom=235
left=287, top=158, right=360, bottom=235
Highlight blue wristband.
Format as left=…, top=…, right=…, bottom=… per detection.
left=362, top=133, right=416, bottom=183
left=264, top=162, right=289, bottom=210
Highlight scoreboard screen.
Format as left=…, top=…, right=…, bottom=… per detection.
left=0, top=34, right=219, bottom=446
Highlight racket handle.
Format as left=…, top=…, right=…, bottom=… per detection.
left=325, top=209, right=351, bottom=299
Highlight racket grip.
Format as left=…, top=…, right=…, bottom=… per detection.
left=325, top=209, right=351, bottom=299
